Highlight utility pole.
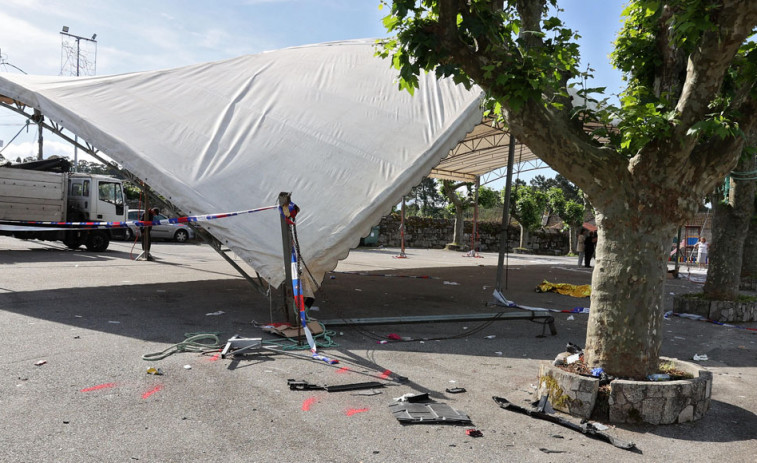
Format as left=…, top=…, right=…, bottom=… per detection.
left=60, top=26, right=97, bottom=170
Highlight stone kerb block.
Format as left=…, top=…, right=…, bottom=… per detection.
left=608, top=357, right=712, bottom=424
left=538, top=362, right=598, bottom=419
left=538, top=357, right=712, bottom=425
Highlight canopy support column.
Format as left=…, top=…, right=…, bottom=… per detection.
left=279, top=192, right=296, bottom=324
left=495, top=134, right=516, bottom=296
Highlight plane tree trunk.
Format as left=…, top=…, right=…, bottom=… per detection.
left=704, top=155, right=756, bottom=300
left=452, top=204, right=464, bottom=245
left=741, top=197, right=757, bottom=279
left=568, top=225, right=576, bottom=253
left=441, top=179, right=468, bottom=246
left=519, top=224, right=527, bottom=248
left=585, top=207, right=678, bottom=378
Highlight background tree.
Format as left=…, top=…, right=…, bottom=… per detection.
left=440, top=180, right=498, bottom=245
left=508, top=184, right=547, bottom=248
left=704, top=153, right=756, bottom=299
left=531, top=173, right=581, bottom=203
left=741, top=190, right=757, bottom=280
left=546, top=186, right=585, bottom=252
left=440, top=179, right=474, bottom=245
left=477, top=185, right=500, bottom=209
left=381, top=0, right=757, bottom=378
left=408, top=177, right=446, bottom=217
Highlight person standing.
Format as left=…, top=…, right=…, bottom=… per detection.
left=140, top=207, right=159, bottom=261
left=584, top=230, right=596, bottom=268
left=576, top=229, right=586, bottom=266
left=695, top=237, right=709, bottom=269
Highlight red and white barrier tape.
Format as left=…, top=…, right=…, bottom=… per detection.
left=0, top=204, right=278, bottom=232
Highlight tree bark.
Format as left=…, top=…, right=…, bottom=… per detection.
left=441, top=180, right=468, bottom=245
left=452, top=203, right=464, bottom=244
left=583, top=207, right=679, bottom=379
left=518, top=224, right=528, bottom=249
left=741, top=206, right=757, bottom=279
left=704, top=155, right=756, bottom=299
left=568, top=225, right=576, bottom=253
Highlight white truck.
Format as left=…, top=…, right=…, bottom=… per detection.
left=0, top=162, right=128, bottom=251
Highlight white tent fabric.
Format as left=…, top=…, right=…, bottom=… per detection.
left=0, top=39, right=483, bottom=287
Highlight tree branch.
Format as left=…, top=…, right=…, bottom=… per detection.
left=675, top=0, right=757, bottom=129
left=653, top=4, right=686, bottom=99
left=689, top=92, right=757, bottom=196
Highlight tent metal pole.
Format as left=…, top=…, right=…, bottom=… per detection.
left=495, top=134, right=516, bottom=293
left=318, top=312, right=556, bottom=336
left=34, top=109, right=43, bottom=160
left=278, top=192, right=295, bottom=323
left=472, top=176, right=479, bottom=256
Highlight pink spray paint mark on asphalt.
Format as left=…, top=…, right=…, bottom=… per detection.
left=302, top=397, right=317, bottom=411
left=80, top=383, right=117, bottom=392
left=141, top=385, right=163, bottom=399
left=346, top=408, right=369, bottom=416
left=208, top=353, right=220, bottom=362
left=336, top=367, right=350, bottom=374
left=379, top=369, right=392, bottom=379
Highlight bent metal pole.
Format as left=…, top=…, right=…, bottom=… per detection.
left=495, top=134, right=516, bottom=293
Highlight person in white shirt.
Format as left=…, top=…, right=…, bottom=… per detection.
left=695, top=237, right=709, bottom=268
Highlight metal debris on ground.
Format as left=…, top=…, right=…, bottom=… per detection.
left=393, top=392, right=429, bottom=403
left=351, top=390, right=383, bottom=396
left=492, top=396, right=637, bottom=451
left=389, top=402, right=472, bottom=425
left=287, top=379, right=385, bottom=392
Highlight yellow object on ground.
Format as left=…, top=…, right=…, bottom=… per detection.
left=536, top=280, right=591, bottom=298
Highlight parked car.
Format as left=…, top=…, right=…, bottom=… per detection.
left=125, top=209, right=195, bottom=242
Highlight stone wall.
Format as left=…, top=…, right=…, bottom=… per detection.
left=376, top=214, right=569, bottom=255
left=673, top=295, right=757, bottom=322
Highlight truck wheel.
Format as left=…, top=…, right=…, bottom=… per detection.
left=64, top=231, right=84, bottom=249
left=174, top=229, right=189, bottom=243
left=85, top=231, right=110, bottom=252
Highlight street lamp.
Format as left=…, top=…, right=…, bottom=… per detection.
left=60, top=26, right=97, bottom=77
left=60, top=27, right=97, bottom=168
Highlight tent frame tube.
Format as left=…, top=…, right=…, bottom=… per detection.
left=318, top=311, right=556, bottom=336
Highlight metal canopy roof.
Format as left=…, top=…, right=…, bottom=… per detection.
left=429, top=118, right=543, bottom=183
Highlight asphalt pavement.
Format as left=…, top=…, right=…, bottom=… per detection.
left=0, top=236, right=755, bottom=462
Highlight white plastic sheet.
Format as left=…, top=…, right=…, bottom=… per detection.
left=0, top=40, right=483, bottom=286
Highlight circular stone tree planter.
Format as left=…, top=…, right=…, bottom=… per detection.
left=538, top=356, right=712, bottom=425
left=673, top=295, right=757, bottom=322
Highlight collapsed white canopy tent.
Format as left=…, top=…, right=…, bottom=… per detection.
left=0, top=39, right=485, bottom=288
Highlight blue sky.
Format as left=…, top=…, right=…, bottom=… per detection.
left=0, top=0, right=628, bottom=182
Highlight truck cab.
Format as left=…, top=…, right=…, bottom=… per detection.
left=68, top=174, right=126, bottom=222
left=65, top=174, right=128, bottom=250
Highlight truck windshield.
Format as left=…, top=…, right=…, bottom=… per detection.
left=98, top=181, right=124, bottom=206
